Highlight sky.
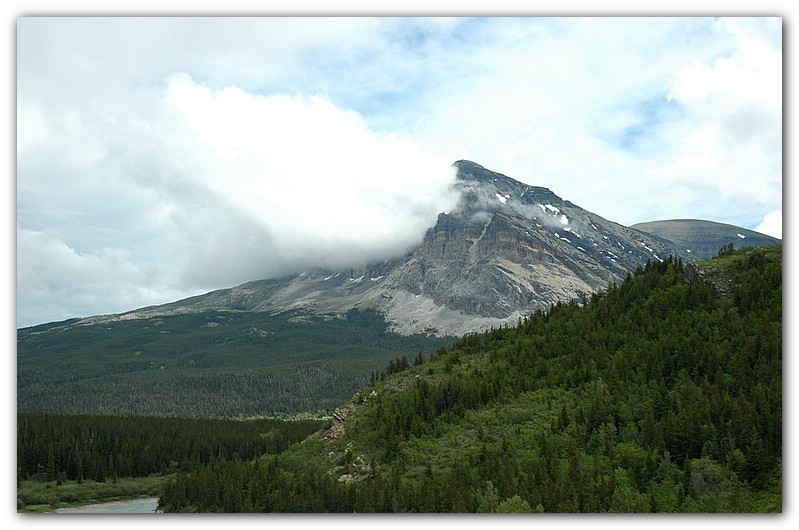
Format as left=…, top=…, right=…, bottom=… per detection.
left=14, top=14, right=784, bottom=328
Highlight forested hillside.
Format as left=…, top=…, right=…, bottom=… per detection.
left=158, top=245, right=782, bottom=512
left=17, top=413, right=326, bottom=485
left=17, top=308, right=454, bottom=418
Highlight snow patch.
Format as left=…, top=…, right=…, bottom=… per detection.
left=737, top=233, right=746, bottom=239
left=496, top=193, right=508, bottom=204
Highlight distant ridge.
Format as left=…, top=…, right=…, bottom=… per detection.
left=631, top=219, right=780, bottom=259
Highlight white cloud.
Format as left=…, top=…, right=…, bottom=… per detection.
left=159, top=74, right=459, bottom=282
left=16, top=229, right=183, bottom=326
left=754, top=210, right=782, bottom=239
left=15, top=67, right=460, bottom=326
left=659, top=18, right=781, bottom=224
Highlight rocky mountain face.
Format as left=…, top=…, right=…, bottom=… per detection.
left=378, top=160, right=684, bottom=333
left=75, top=160, right=698, bottom=337
left=631, top=219, right=780, bottom=259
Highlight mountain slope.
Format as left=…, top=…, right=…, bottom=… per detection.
left=631, top=219, right=780, bottom=259
left=157, top=244, right=783, bottom=512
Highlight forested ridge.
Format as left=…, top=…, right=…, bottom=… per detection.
left=157, top=245, right=782, bottom=512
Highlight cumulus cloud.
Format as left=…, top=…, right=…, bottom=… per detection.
left=754, top=210, right=782, bottom=239
left=16, top=228, right=185, bottom=326
left=159, top=74, right=460, bottom=283
left=662, top=19, right=781, bottom=230
left=16, top=69, right=459, bottom=325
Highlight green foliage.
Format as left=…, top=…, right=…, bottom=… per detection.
left=157, top=246, right=782, bottom=512
left=18, top=308, right=455, bottom=418
left=718, top=242, right=735, bottom=256
left=17, top=413, right=325, bottom=484
left=495, top=495, right=533, bottom=513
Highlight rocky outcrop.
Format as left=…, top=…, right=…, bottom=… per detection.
left=324, top=403, right=356, bottom=442
left=684, top=260, right=735, bottom=299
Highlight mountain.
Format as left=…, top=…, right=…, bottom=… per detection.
left=66, top=160, right=689, bottom=337
left=379, top=160, right=682, bottom=333
left=156, top=245, right=783, bottom=512
left=631, top=219, right=780, bottom=259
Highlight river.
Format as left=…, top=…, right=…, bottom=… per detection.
left=54, top=496, right=159, bottom=513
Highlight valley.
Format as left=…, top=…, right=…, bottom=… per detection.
left=16, top=161, right=782, bottom=512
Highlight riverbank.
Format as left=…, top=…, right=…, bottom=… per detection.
left=54, top=496, right=159, bottom=513
left=17, top=475, right=170, bottom=513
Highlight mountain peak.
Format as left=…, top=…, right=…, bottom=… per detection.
left=453, top=159, right=516, bottom=186
left=453, top=159, right=487, bottom=174
left=452, top=159, right=560, bottom=208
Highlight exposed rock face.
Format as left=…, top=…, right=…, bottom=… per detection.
left=381, top=160, right=682, bottom=327
left=68, top=160, right=777, bottom=337
left=324, top=403, right=357, bottom=442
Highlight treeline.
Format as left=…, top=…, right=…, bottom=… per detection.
left=157, top=247, right=782, bottom=512
left=17, top=413, right=326, bottom=484
left=370, top=350, right=441, bottom=384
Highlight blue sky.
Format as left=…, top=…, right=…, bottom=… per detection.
left=15, top=15, right=783, bottom=327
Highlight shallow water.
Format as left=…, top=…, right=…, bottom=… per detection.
left=54, top=496, right=159, bottom=513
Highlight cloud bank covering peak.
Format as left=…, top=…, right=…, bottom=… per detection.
left=16, top=17, right=782, bottom=327
left=160, top=74, right=459, bottom=283
left=17, top=69, right=459, bottom=326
